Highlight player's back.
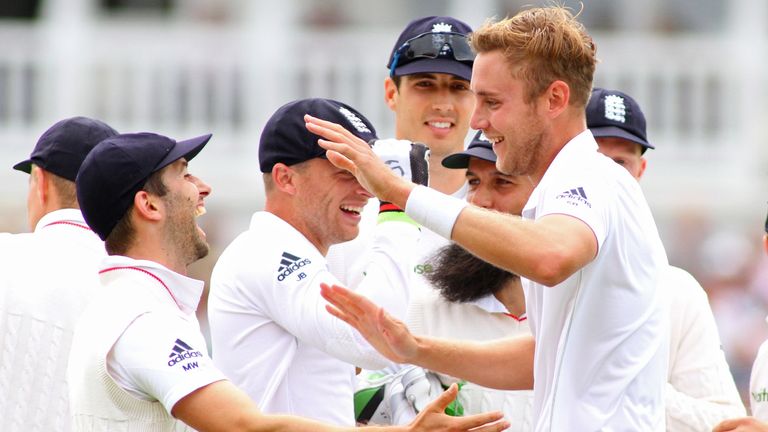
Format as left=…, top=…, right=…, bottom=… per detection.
left=0, top=209, right=105, bottom=432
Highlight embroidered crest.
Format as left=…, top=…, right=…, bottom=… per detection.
left=603, top=95, right=627, bottom=123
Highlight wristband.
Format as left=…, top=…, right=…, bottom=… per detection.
left=405, top=185, right=468, bottom=239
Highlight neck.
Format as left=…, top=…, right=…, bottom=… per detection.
left=126, top=235, right=188, bottom=276
left=428, top=160, right=466, bottom=195
left=265, top=199, right=329, bottom=256
left=493, top=278, right=526, bottom=317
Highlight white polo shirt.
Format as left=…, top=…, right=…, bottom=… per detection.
left=521, top=130, right=668, bottom=431
left=750, top=319, right=768, bottom=421
left=0, top=209, right=105, bottom=432
left=67, top=256, right=225, bottom=430
left=208, top=211, right=418, bottom=425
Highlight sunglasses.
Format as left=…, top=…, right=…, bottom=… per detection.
left=390, top=31, right=475, bottom=77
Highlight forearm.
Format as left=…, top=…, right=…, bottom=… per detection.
left=452, top=205, right=593, bottom=286
left=411, top=334, right=535, bottom=391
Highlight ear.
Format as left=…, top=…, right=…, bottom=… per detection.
left=384, top=77, right=398, bottom=111
left=543, top=80, right=570, bottom=119
left=31, top=166, right=49, bottom=207
left=271, top=163, right=298, bottom=195
left=132, top=190, right=164, bottom=222
left=763, top=234, right=768, bottom=256
left=637, top=157, right=648, bottom=179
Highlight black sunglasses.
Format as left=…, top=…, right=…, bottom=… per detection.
left=389, top=31, right=475, bottom=77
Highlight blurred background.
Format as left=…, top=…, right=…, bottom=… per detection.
left=0, top=0, right=766, bottom=405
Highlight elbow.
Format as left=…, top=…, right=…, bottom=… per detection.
left=530, top=249, right=579, bottom=287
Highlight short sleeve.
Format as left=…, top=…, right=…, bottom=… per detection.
left=107, top=312, right=226, bottom=414
left=535, top=174, right=609, bottom=250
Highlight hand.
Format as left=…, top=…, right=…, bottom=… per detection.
left=407, top=384, right=509, bottom=432
left=371, top=139, right=429, bottom=187
left=713, top=417, right=768, bottom=431
left=305, top=114, right=415, bottom=207
left=320, top=283, right=419, bottom=363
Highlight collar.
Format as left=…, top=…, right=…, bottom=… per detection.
left=98, top=255, right=204, bottom=315
left=522, top=129, right=596, bottom=216
left=34, top=209, right=91, bottom=233
left=469, top=293, right=508, bottom=313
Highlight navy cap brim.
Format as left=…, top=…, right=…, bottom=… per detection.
left=154, top=133, right=212, bottom=172
left=591, top=126, right=654, bottom=150
left=442, top=146, right=497, bottom=169
left=393, top=58, right=472, bottom=81
left=12, top=159, right=32, bottom=174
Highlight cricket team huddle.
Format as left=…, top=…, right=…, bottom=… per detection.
left=3, top=5, right=768, bottom=432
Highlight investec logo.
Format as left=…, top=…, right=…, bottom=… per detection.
left=167, top=338, right=203, bottom=370
left=277, top=251, right=311, bottom=281
left=555, top=187, right=591, bottom=208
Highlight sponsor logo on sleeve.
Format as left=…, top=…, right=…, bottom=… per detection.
left=555, top=187, right=591, bottom=208
left=277, top=251, right=312, bottom=282
left=753, top=388, right=768, bottom=404
left=167, top=338, right=203, bottom=371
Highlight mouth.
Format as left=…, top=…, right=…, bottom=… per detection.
left=425, top=120, right=454, bottom=131
left=485, top=134, right=505, bottom=145
left=340, top=205, right=363, bottom=216
left=194, top=205, right=207, bottom=218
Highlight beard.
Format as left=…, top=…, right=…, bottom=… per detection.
left=425, top=242, right=518, bottom=303
left=165, top=193, right=210, bottom=264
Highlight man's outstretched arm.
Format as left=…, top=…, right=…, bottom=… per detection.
left=321, top=283, right=535, bottom=391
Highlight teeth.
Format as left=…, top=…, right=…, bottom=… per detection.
left=340, top=205, right=362, bottom=215
left=194, top=206, right=207, bottom=217
left=429, top=121, right=451, bottom=129
left=487, top=135, right=504, bottom=144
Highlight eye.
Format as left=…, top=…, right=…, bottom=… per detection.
left=613, top=158, right=626, bottom=166
left=451, top=82, right=470, bottom=92
left=466, top=177, right=480, bottom=187
left=415, top=80, right=434, bottom=88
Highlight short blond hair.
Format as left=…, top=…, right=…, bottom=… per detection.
left=471, top=6, right=596, bottom=107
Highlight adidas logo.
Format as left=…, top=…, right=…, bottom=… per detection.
left=555, top=187, right=591, bottom=208
left=167, top=338, right=203, bottom=367
left=277, top=252, right=312, bottom=282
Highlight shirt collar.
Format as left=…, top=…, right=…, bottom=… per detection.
left=34, top=209, right=91, bottom=233
left=99, top=255, right=204, bottom=315
left=469, top=293, right=511, bottom=314
left=522, top=129, right=597, bottom=217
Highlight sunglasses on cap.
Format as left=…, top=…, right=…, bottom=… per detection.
left=389, top=31, right=475, bottom=77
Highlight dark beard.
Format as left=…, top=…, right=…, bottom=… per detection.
left=425, top=242, right=518, bottom=303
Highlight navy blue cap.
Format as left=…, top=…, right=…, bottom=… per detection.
left=442, top=130, right=496, bottom=169
left=259, top=98, right=377, bottom=173
left=387, top=16, right=474, bottom=81
left=76, top=132, right=211, bottom=240
left=13, top=116, right=118, bottom=180
left=586, top=88, right=653, bottom=152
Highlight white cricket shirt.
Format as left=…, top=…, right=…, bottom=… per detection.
left=407, top=290, right=534, bottom=431
left=0, top=209, right=105, bottom=432
left=664, top=265, right=745, bottom=430
left=208, top=211, right=418, bottom=425
left=750, top=318, right=768, bottom=421
left=67, top=256, right=225, bottom=430
left=522, top=130, right=669, bottom=431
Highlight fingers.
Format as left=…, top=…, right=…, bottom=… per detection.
left=461, top=416, right=510, bottom=432
left=323, top=148, right=355, bottom=173
left=424, top=383, right=458, bottom=413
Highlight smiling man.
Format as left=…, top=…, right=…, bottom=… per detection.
left=208, top=98, right=432, bottom=426
left=306, top=6, right=669, bottom=431
left=326, top=16, right=475, bottom=292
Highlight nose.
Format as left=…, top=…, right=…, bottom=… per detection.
left=354, top=179, right=374, bottom=199
left=470, top=105, right=488, bottom=131
left=191, top=175, right=212, bottom=199
left=468, top=185, right=493, bottom=210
